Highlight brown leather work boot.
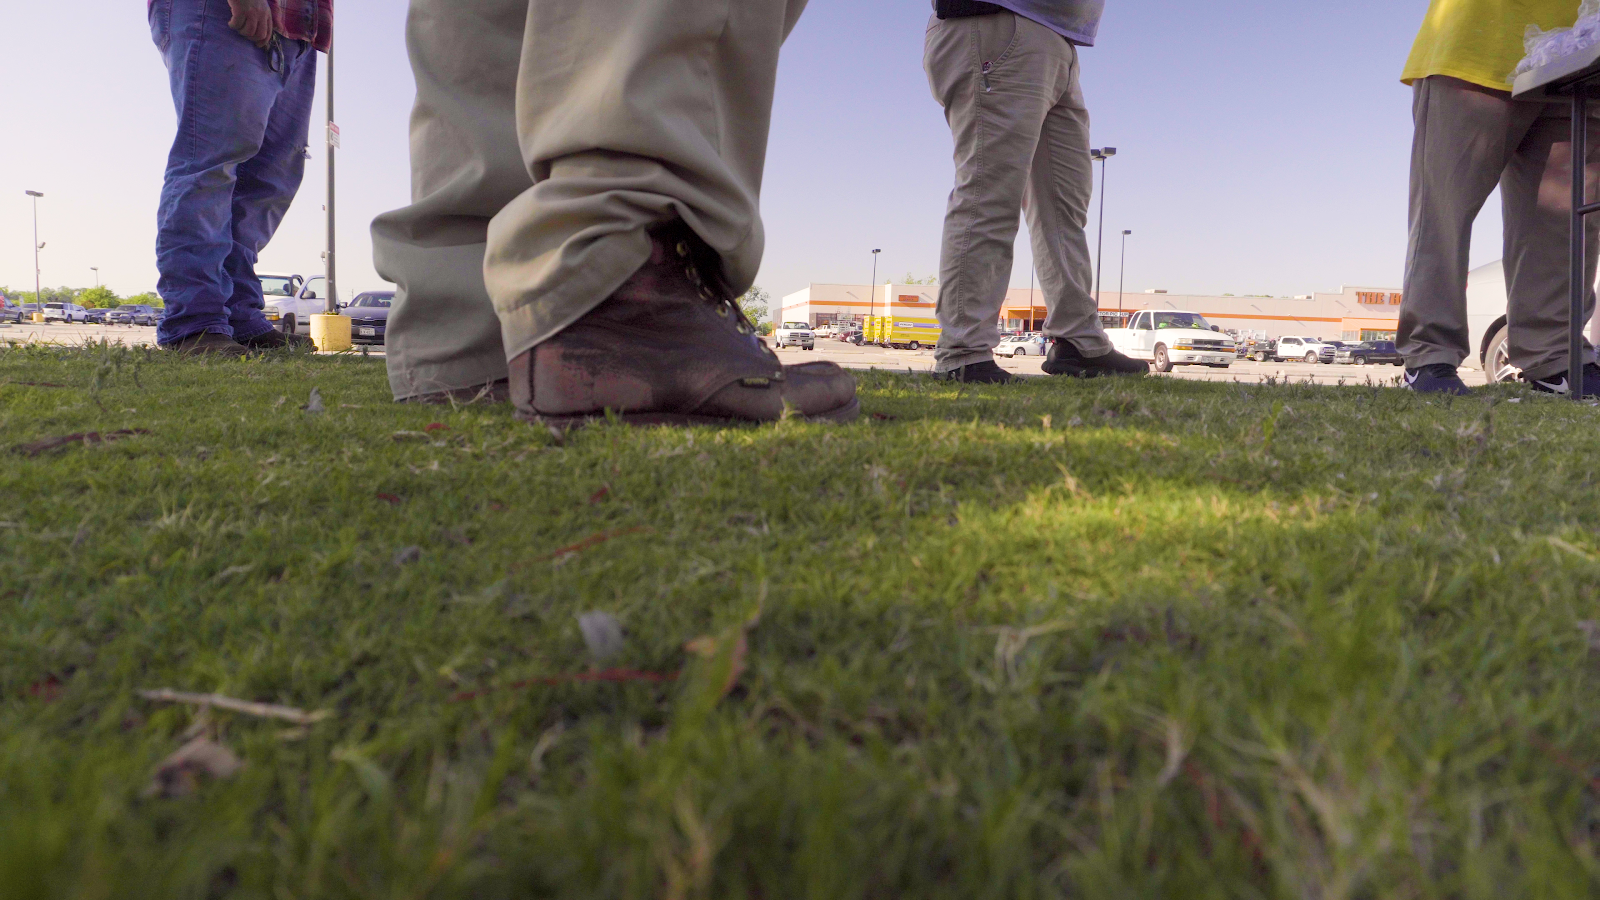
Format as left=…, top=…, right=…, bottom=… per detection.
left=511, top=221, right=857, bottom=427
left=161, top=332, right=250, bottom=357
left=780, top=361, right=860, bottom=422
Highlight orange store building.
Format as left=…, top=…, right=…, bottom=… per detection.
left=780, top=283, right=1400, bottom=341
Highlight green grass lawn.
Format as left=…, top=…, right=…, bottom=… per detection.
left=4, top=342, right=1600, bottom=899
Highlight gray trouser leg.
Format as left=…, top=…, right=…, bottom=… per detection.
left=1501, top=105, right=1600, bottom=380
left=372, top=0, right=527, bottom=402
left=1400, top=75, right=1600, bottom=376
left=925, top=12, right=1109, bottom=373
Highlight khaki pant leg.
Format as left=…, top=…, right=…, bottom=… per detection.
left=483, top=0, right=807, bottom=360
left=1399, top=76, right=1538, bottom=370
left=925, top=13, right=1074, bottom=372
left=1030, top=47, right=1111, bottom=357
left=1500, top=105, right=1600, bottom=380
left=370, top=0, right=529, bottom=401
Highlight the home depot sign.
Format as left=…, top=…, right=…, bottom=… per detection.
left=1357, top=291, right=1402, bottom=306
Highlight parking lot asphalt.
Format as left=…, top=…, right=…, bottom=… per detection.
left=1, top=321, right=160, bottom=347
left=776, top=340, right=1493, bottom=387
left=2, top=322, right=1490, bottom=388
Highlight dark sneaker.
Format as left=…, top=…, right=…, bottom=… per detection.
left=407, top=379, right=511, bottom=405
left=942, top=360, right=1017, bottom=384
left=161, top=331, right=250, bottom=357
left=1523, top=362, right=1600, bottom=399
left=509, top=220, right=856, bottom=427
left=1403, top=363, right=1471, bottom=395
left=1043, top=339, right=1149, bottom=377
left=239, top=329, right=315, bottom=351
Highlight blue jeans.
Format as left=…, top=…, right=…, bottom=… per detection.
left=150, top=0, right=317, bottom=345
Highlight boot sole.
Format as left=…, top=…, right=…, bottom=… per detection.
left=517, top=396, right=861, bottom=430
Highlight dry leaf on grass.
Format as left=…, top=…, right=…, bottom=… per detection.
left=143, top=735, right=243, bottom=799
left=578, top=611, right=626, bottom=663
left=683, top=605, right=764, bottom=701
left=137, top=689, right=331, bottom=725
left=302, top=388, right=325, bottom=414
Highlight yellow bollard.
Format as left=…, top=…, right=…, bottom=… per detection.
left=31, top=312, right=45, bottom=323
left=309, top=314, right=352, bottom=352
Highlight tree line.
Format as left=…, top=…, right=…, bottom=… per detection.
left=0, top=285, right=163, bottom=309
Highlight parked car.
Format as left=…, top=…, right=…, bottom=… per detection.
left=83, top=307, right=113, bottom=325
left=1317, top=340, right=1351, bottom=363
left=836, top=327, right=862, bottom=343
left=107, top=304, right=160, bottom=326
left=997, top=334, right=1046, bottom=357
left=1334, top=340, right=1404, bottom=366
left=2, top=303, right=41, bottom=323
left=1274, top=336, right=1332, bottom=363
left=259, top=273, right=331, bottom=335
left=773, top=321, right=815, bottom=350
left=1239, top=337, right=1276, bottom=362
left=42, top=302, right=89, bottom=323
left=346, top=291, right=394, bottom=345
left=1106, top=310, right=1234, bottom=372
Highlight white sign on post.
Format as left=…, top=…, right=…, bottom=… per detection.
left=327, top=122, right=341, bottom=149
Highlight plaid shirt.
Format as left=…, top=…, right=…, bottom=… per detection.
left=149, top=0, right=332, bottom=53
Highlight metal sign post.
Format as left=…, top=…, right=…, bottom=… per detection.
left=1515, top=48, right=1600, bottom=400
left=324, top=38, right=337, bottom=315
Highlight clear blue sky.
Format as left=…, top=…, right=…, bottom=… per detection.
left=1, top=1, right=1510, bottom=306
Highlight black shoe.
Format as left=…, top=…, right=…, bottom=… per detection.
left=1523, top=362, right=1600, bottom=398
left=1402, top=363, right=1471, bottom=395
left=240, top=329, right=315, bottom=351
left=1042, top=339, right=1149, bottom=377
left=160, top=331, right=250, bottom=358
left=239, top=329, right=315, bottom=351
left=942, top=360, right=1017, bottom=384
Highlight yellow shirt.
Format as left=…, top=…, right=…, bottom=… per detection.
left=1402, top=0, right=1582, bottom=90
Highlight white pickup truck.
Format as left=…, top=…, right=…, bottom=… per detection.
left=1113, top=307, right=1235, bottom=371
left=1106, top=310, right=1235, bottom=372
left=772, top=321, right=815, bottom=350
left=258, top=273, right=329, bottom=336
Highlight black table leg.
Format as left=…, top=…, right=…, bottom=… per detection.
left=1574, top=90, right=1589, bottom=401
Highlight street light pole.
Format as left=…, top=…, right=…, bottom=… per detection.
left=1089, top=147, right=1116, bottom=311
left=25, top=191, right=43, bottom=308
left=869, top=249, right=881, bottom=323
left=1118, top=230, right=1131, bottom=316
left=324, top=36, right=338, bottom=314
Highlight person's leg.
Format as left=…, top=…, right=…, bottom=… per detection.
left=924, top=12, right=1062, bottom=375
left=150, top=0, right=288, bottom=347
left=371, top=0, right=530, bottom=401
left=491, top=0, right=854, bottom=424
left=1399, top=77, right=1536, bottom=372
left=1500, top=104, right=1600, bottom=384
left=487, top=0, right=806, bottom=357
left=226, top=39, right=318, bottom=343
left=1028, top=45, right=1106, bottom=356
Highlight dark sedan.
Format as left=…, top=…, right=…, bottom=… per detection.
left=347, top=291, right=393, bottom=345
left=1318, top=340, right=1352, bottom=364
left=84, top=307, right=113, bottom=325
left=1, top=303, right=40, bottom=323
left=107, top=304, right=160, bottom=326
left=1334, top=340, right=1404, bottom=366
